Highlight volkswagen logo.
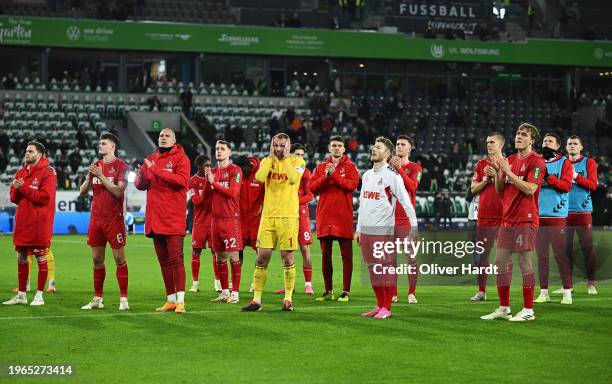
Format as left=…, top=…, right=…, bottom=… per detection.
left=66, top=26, right=81, bottom=41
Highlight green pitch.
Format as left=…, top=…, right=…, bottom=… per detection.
left=1, top=234, right=611, bottom=383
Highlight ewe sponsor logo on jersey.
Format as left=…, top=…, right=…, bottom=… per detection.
left=163, top=161, right=173, bottom=172
left=271, top=172, right=288, bottom=180
left=363, top=191, right=381, bottom=200
left=0, top=18, right=33, bottom=44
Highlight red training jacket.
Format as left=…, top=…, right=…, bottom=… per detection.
left=135, top=145, right=190, bottom=236
left=10, top=156, right=57, bottom=247
left=299, top=167, right=314, bottom=220
left=240, top=157, right=265, bottom=240
left=309, top=155, right=359, bottom=239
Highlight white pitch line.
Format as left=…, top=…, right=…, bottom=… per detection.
left=0, top=298, right=610, bottom=321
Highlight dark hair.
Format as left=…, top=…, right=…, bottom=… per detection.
left=99, top=132, right=119, bottom=147
left=567, top=135, right=582, bottom=145
left=329, top=135, right=344, bottom=144
left=216, top=140, right=231, bottom=149
left=375, top=136, right=394, bottom=155
left=543, top=132, right=561, bottom=145
left=487, top=132, right=505, bottom=144
left=194, top=154, right=210, bottom=167
left=291, top=143, right=305, bottom=153
left=27, top=141, right=46, bottom=156
left=396, top=135, right=415, bottom=148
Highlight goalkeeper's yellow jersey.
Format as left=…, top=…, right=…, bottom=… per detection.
left=255, top=155, right=305, bottom=218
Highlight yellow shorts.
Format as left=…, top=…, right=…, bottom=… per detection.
left=257, top=217, right=299, bottom=251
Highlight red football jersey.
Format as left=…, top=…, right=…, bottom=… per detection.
left=299, top=168, right=314, bottom=220
left=209, top=163, right=242, bottom=219
left=90, top=158, right=129, bottom=220
left=189, top=174, right=212, bottom=228
left=473, top=158, right=503, bottom=220
left=501, top=151, right=546, bottom=224
left=395, top=161, right=422, bottom=223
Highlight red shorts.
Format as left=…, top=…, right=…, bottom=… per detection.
left=87, top=218, right=126, bottom=249
left=567, top=212, right=592, bottom=227
left=242, top=237, right=257, bottom=251
left=211, top=218, right=243, bottom=252
left=14, top=246, right=49, bottom=257
left=394, top=223, right=411, bottom=239
left=191, top=225, right=211, bottom=250
left=476, top=218, right=502, bottom=248
left=298, top=215, right=313, bottom=246
left=360, top=233, right=396, bottom=286
left=496, top=221, right=537, bottom=252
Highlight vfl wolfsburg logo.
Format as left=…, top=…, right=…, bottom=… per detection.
left=594, top=48, right=604, bottom=59
left=66, top=26, right=81, bottom=41
left=430, top=44, right=445, bottom=58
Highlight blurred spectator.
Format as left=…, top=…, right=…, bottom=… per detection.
left=74, top=171, right=86, bottom=189
left=68, top=150, right=82, bottom=173
left=287, top=13, right=302, bottom=28
left=0, top=129, right=10, bottom=154
left=330, top=16, right=341, bottom=30
left=0, top=148, right=7, bottom=173
left=180, top=87, right=193, bottom=116
left=275, top=13, right=287, bottom=27
left=3, top=75, right=16, bottom=90
left=147, top=95, right=162, bottom=111
left=424, top=21, right=436, bottom=39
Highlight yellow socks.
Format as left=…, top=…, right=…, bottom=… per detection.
left=283, top=264, right=296, bottom=302
left=253, top=266, right=268, bottom=303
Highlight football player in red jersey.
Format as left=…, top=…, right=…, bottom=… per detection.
left=79, top=133, right=130, bottom=311
left=389, top=135, right=422, bottom=304
left=469, top=133, right=504, bottom=301
left=235, top=155, right=264, bottom=293
left=481, top=123, right=546, bottom=322
left=135, top=128, right=190, bottom=314
left=188, top=155, right=221, bottom=293
left=207, top=140, right=243, bottom=304
left=275, top=143, right=315, bottom=295
left=3, top=141, right=56, bottom=307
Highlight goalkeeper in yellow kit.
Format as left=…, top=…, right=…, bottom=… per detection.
left=12, top=250, right=57, bottom=293
left=242, top=133, right=305, bottom=312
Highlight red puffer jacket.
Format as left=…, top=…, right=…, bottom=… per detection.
left=10, top=156, right=57, bottom=247
left=135, top=145, right=190, bottom=236
left=309, top=155, right=360, bottom=239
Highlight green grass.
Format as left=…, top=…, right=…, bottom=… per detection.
left=0, top=234, right=611, bottom=384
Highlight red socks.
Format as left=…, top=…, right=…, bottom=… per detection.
left=217, top=260, right=229, bottom=290
left=303, top=266, right=312, bottom=283
left=191, top=252, right=201, bottom=282
left=497, top=285, right=510, bottom=307
left=230, top=261, right=241, bottom=292
left=36, top=260, right=48, bottom=292
left=94, top=266, right=106, bottom=297
left=18, top=262, right=29, bottom=292
left=116, top=263, right=129, bottom=297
